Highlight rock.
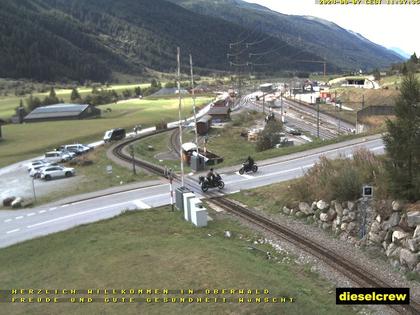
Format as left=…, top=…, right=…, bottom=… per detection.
left=332, top=217, right=341, bottom=230
left=368, top=232, right=383, bottom=244
left=320, top=209, right=336, bottom=222
left=346, top=222, right=357, bottom=234
left=386, top=243, right=402, bottom=258
left=335, top=202, right=344, bottom=216
left=392, top=200, right=403, bottom=212
left=407, top=211, right=420, bottom=228
left=414, top=226, right=420, bottom=238
left=340, top=223, right=348, bottom=231
left=11, top=197, right=23, bottom=209
left=348, top=212, right=357, bottom=222
left=224, top=231, right=232, bottom=238
left=392, top=230, right=410, bottom=243
left=322, top=222, right=332, bottom=230
left=398, top=214, right=410, bottom=231
left=382, top=212, right=400, bottom=231
left=311, top=202, right=317, bottom=211
left=347, top=201, right=355, bottom=211
left=376, top=215, right=382, bottom=223
left=316, top=200, right=328, bottom=211
left=314, top=209, right=321, bottom=219
left=407, top=237, right=420, bottom=252
left=343, top=208, right=350, bottom=216
left=290, top=209, right=296, bottom=216
left=390, top=259, right=400, bottom=269
left=416, top=263, right=420, bottom=274
left=370, top=221, right=381, bottom=234
left=384, top=230, right=393, bottom=244
left=295, top=211, right=305, bottom=218
left=400, top=248, right=419, bottom=269
left=298, top=202, right=313, bottom=215
left=282, top=206, right=291, bottom=215
left=382, top=241, right=388, bottom=250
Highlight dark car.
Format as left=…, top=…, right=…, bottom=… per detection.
left=104, top=128, right=126, bottom=143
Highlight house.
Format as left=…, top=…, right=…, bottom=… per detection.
left=24, top=104, right=101, bottom=123
left=208, top=106, right=231, bottom=122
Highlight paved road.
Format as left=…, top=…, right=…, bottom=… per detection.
left=0, top=135, right=384, bottom=248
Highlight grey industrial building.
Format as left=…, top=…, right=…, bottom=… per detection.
left=24, top=104, right=101, bottom=123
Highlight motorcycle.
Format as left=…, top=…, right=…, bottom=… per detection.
left=198, top=174, right=225, bottom=192
left=239, top=162, right=258, bottom=175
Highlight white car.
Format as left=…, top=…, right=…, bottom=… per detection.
left=29, top=163, right=57, bottom=177
left=62, top=144, right=92, bottom=155
left=40, top=166, right=75, bottom=180
left=26, top=160, right=47, bottom=172
left=44, top=151, right=71, bottom=163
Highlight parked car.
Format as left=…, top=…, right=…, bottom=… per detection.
left=29, top=163, right=58, bottom=178
left=40, top=166, right=75, bottom=180
left=103, top=128, right=126, bottom=143
left=56, top=148, right=77, bottom=159
left=26, top=160, right=47, bottom=172
left=61, top=144, right=92, bottom=155
left=44, top=151, right=71, bottom=163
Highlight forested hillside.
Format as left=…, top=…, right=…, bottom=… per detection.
left=0, top=0, right=321, bottom=82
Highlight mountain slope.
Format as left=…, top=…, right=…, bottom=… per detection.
left=168, top=0, right=403, bottom=72
left=0, top=0, right=322, bottom=82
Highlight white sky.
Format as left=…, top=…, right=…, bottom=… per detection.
left=244, top=0, right=420, bottom=57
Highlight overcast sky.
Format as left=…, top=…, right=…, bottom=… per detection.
left=244, top=0, right=419, bottom=57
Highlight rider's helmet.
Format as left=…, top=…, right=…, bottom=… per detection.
left=210, top=168, right=214, bottom=171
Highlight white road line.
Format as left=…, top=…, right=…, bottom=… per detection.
left=133, top=200, right=151, bottom=209
left=49, top=207, right=57, bottom=211
left=229, top=190, right=240, bottom=194
left=4, top=219, right=12, bottom=223
left=142, top=193, right=170, bottom=201
left=27, top=201, right=131, bottom=229
left=15, top=216, right=24, bottom=220
left=61, top=205, right=69, bottom=208
left=27, top=213, right=36, bottom=217
left=6, top=229, right=20, bottom=234
left=39, top=210, right=47, bottom=214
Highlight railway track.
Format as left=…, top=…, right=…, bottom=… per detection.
left=111, top=129, right=420, bottom=314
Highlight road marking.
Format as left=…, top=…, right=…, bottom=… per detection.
left=4, top=219, right=12, bottom=223
left=236, top=172, right=253, bottom=179
left=133, top=200, right=151, bottom=209
left=142, top=193, right=170, bottom=201
left=15, top=216, right=24, bottom=220
left=27, top=213, right=36, bottom=217
left=39, top=210, right=47, bottom=214
left=61, top=205, right=69, bottom=208
left=49, top=207, right=57, bottom=211
left=27, top=201, right=131, bottom=229
left=6, top=229, right=20, bottom=234
left=229, top=190, right=240, bottom=194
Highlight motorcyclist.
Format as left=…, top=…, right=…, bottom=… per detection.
left=207, top=168, right=215, bottom=184
left=245, top=156, right=254, bottom=169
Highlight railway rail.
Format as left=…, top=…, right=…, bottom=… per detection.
left=111, top=128, right=420, bottom=315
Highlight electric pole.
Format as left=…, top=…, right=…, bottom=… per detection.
left=317, top=101, right=320, bottom=139
left=177, top=47, right=185, bottom=187
left=190, top=54, right=198, bottom=148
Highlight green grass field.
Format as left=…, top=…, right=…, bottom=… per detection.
left=0, top=83, right=152, bottom=120
left=0, top=206, right=358, bottom=315
left=0, top=97, right=212, bottom=167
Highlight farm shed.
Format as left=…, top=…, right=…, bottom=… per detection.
left=208, top=106, right=231, bottom=122
left=24, top=104, right=101, bottom=123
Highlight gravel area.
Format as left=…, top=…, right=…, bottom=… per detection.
left=208, top=200, right=420, bottom=315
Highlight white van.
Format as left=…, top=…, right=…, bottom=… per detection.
left=44, top=151, right=66, bottom=163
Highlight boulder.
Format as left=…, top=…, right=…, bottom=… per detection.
left=413, top=225, right=420, bottom=238
left=398, top=214, right=410, bottom=231
left=343, top=208, right=350, bottom=216
left=384, top=230, right=393, bottom=244
left=311, top=202, right=317, bottom=211
left=368, top=232, right=383, bottom=244
left=399, top=248, right=419, bottom=269
left=298, top=202, right=313, bottom=215
left=407, top=211, right=420, bottom=228
left=376, top=215, right=382, bottom=223
left=335, top=202, right=344, bottom=216
left=392, top=200, right=403, bottom=212
left=322, top=222, right=332, bottom=230
left=347, top=201, right=356, bottom=211
left=407, top=237, right=420, bottom=252
left=295, top=211, right=305, bottom=218
left=386, top=243, right=401, bottom=258
left=346, top=222, right=357, bottom=234
left=392, top=230, right=410, bottom=243
left=282, top=206, right=291, bottom=215
left=289, top=209, right=296, bottom=216
left=370, top=221, right=381, bottom=234
left=316, top=200, right=329, bottom=211
left=340, top=223, right=348, bottom=231
left=320, top=208, right=336, bottom=222
left=381, top=212, right=400, bottom=231
left=348, top=212, right=357, bottom=222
